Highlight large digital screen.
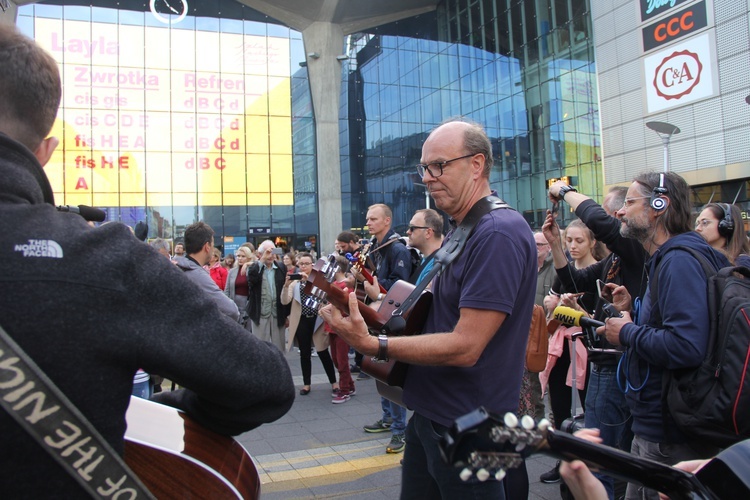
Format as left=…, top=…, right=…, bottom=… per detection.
left=35, top=17, right=293, bottom=207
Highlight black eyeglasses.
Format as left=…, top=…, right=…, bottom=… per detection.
left=416, top=153, right=479, bottom=178
left=408, top=225, right=430, bottom=232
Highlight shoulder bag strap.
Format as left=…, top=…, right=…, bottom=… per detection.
left=0, top=324, right=154, bottom=499
left=385, top=196, right=512, bottom=330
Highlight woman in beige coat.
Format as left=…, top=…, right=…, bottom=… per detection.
left=281, top=253, right=339, bottom=395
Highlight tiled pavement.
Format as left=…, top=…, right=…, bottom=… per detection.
left=234, top=349, right=563, bottom=499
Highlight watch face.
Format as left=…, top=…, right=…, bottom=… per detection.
left=149, top=0, right=188, bottom=25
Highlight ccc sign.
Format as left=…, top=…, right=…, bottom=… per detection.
left=642, top=1, right=708, bottom=52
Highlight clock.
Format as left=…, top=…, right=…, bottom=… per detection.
left=149, top=0, right=188, bottom=25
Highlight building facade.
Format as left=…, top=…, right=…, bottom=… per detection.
left=10, top=0, right=744, bottom=253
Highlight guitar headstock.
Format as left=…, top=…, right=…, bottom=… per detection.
left=303, top=257, right=341, bottom=312
left=440, top=407, right=550, bottom=482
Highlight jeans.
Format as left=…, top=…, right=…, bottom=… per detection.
left=382, top=397, right=407, bottom=435
left=401, top=413, right=507, bottom=499
left=625, top=435, right=708, bottom=500
left=584, top=363, right=633, bottom=500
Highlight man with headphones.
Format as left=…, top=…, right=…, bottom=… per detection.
left=600, top=172, right=731, bottom=499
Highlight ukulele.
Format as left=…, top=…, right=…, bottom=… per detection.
left=440, top=407, right=750, bottom=499
left=303, top=257, right=432, bottom=401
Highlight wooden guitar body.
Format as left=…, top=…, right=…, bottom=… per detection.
left=304, top=258, right=432, bottom=405
left=124, top=396, right=260, bottom=499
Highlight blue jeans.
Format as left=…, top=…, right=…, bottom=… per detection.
left=401, top=413, right=507, bottom=499
left=584, top=364, right=633, bottom=500
left=131, top=379, right=152, bottom=399
left=381, top=397, right=407, bottom=435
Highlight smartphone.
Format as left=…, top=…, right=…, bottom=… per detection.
left=271, top=247, right=283, bottom=255
left=551, top=200, right=560, bottom=218
left=288, top=273, right=303, bottom=280
left=596, top=279, right=612, bottom=302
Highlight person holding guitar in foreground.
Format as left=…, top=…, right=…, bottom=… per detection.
left=0, top=25, right=295, bottom=497
left=321, top=119, right=536, bottom=498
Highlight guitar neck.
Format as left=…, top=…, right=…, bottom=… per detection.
left=544, top=430, right=713, bottom=499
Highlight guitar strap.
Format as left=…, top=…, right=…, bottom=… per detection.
left=0, top=324, right=155, bottom=499
left=385, top=195, right=512, bottom=333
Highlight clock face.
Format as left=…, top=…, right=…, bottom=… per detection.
left=149, top=0, right=188, bottom=25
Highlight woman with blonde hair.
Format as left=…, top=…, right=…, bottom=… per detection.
left=224, top=245, right=255, bottom=329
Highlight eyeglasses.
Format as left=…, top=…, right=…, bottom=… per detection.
left=621, top=196, right=650, bottom=209
left=408, top=225, right=430, bottom=232
left=298, top=261, right=313, bottom=266
left=535, top=242, right=549, bottom=247
left=695, top=219, right=715, bottom=228
left=416, top=153, right=479, bottom=178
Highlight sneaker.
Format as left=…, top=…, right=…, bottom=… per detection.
left=364, top=419, right=392, bottom=433
left=331, top=387, right=341, bottom=397
left=386, top=434, right=406, bottom=454
left=350, top=364, right=361, bottom=373
left=357, top=371, right=370, bottom=380
left=332, top=392, right=350, bottom=404
left=311, top=349, right=318, bottom=357
left=347, top=388, right=356, bottom=396
left=540, top=461, right=561, bottom=483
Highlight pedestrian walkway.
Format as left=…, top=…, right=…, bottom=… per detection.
left=234, top=349, right=561, bottom=499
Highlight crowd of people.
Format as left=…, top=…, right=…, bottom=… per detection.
left=2, top=23, right=748, bottom=500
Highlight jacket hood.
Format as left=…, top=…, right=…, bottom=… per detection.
left=0, top=133, right=55, bottom=206
left=652, top=231, right=731, bottom=271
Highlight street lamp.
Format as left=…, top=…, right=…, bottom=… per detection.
left=414, top=182, right=431, bottom=209
left=646, top=121, right=680, bottom=173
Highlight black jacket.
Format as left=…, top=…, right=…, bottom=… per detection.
left=246, top=260, right=291, bottom=327
left=0, top=133, right=294, bottom=497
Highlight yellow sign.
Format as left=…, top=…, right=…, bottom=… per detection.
left=36, top=18, right=293, bottom=207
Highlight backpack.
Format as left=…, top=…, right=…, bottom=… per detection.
left=651, top=246, right=750, bottom=447
left=525, top=304, right=549, bottom=372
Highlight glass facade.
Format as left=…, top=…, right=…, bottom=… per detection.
left=341, top=0, right=600, bottom=233
left=17, top=0, right=317, bottom=255
left=19, top=0, right=602, bottom=252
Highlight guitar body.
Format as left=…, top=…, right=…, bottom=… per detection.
left=361, top=280, right=433, bottom=388
left=124, top=396, right=260, bottom=499
left=304, top=258, right=432, bottom=405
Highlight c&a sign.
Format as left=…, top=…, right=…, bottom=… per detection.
left=642, top=1, right=708, bottom=52
left=643, top=32, right=717, bottom=113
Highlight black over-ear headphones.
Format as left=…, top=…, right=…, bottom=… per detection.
left=718, top=203, right=735, bottom=238
left=650, top=173, right=669, bottom=211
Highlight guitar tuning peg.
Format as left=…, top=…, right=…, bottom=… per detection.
left=503, top=412, right=518, bottom=428
left=538, top=418, right=551, bottom=431
left=459, top=468, right=473, bottom=482
left=494, top=469, right=506, bottom=481
left=521, top=415, right=535, bottom=430
left=476, top=468, right=490, bottom=482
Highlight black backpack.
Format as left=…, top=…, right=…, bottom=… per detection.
left=651, top=246, right=750, bottom=447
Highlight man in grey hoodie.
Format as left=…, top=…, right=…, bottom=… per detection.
left=174, top=221, right=240, bottom=322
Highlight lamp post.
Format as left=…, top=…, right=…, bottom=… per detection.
left=414, top=182, right=430, bottom=209
left=646, top=121, right=680, bottom=173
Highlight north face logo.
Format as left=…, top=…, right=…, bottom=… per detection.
left=14, top=239, right=64, bottom=258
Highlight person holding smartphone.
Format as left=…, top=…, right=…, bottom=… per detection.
left=281, top=252, right=340, bottom=396
left=246, top=240, right=291, bottom=352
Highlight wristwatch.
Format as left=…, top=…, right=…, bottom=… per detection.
left=558, top=185, right=577, bottom=200
left=374, top=335, right=389, bottom=362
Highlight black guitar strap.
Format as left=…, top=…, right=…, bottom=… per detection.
left=0, top=324, right=155, bottom=499
left=385, top=195, right=512, bottom=333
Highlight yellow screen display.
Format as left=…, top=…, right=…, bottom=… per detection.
left=36, top=18, right=293, bottom=207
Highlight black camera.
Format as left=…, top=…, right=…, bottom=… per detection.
left=559, top=414, right=585, bottom=434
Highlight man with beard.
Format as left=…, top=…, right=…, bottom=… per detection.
left=600, top=172, right=730, bottom=500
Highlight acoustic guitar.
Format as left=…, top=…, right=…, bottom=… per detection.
left=344, top=245, right=387, bottom=302
left=304, top=257, right=432, bottom=403
left=440, top=407, right=750, bottom=499
left=124, top=396, right=260, bottom=499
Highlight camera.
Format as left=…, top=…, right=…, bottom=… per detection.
left=271, top=247, right=283, bottom=255
left=288, top=273, right=303, bottom=280
left=559, top=414, right=585, bottom=434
